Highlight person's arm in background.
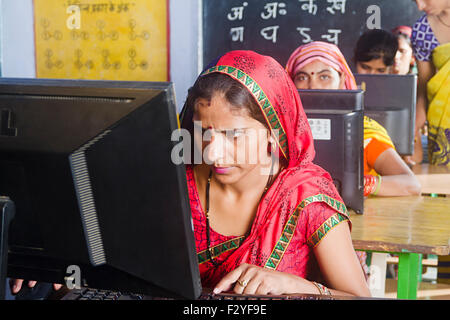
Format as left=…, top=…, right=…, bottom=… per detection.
left=373, top=148, right=421, bottom=196
left=415, top=60, right=435, bottom=134
left=402, top=60, right=435, bottom=166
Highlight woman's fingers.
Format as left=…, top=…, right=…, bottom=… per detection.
left=241, top=273, right=261, bottom=295
left=11, top=279, right=24, bottom=294
left=53, top=283, right=63, bottom=291
left=236, top=266, right=260, bottom=294
left=10, top=279, right=62, bottom=294
left=213, top=264, right=249, bottom=294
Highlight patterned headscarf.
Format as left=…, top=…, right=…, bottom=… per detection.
left=285, top=41, right=357, bottom=90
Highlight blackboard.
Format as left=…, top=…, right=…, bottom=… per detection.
left=202, top=0, right=422, bottom=70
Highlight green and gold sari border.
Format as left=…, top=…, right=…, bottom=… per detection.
left=264, top=194, right=348, bottom=270
left=306, top=213, right=349, bottom=248
left=197, top=236, right=246, bottom=265
left=200, top=65, right=288, bottom=160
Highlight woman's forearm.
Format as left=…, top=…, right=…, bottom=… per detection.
left=291, top=275, right=367, bottom=297
left=415, top=93, right=428, bottom=132
left=377, top=174, right=421, bottom=196
left=415, top=60, right=435, bottom=131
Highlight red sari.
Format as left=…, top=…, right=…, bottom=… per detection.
left=181, top=50, right=352, bottom=289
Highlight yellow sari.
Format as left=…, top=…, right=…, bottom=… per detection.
left=427, top=43, right=450, bottom=167
left=363, top=116, right=395, bottom=176
left=363, top=116, right=395, bottom=150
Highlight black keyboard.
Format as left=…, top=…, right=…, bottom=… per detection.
left=62, top=288, right=334, bottom=300
left=62, top=288, right=145, bottom=300
left=198, top=291, right=333, bottom=300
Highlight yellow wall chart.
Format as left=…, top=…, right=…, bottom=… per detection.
left=34, top=0, right=168, bottom=81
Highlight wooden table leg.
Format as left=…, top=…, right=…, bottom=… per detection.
left=397, top=253, right=420, bottom=299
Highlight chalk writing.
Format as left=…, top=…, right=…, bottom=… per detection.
left=260, top=25, right=279, bottom=43
left=230, top=26, right=245, bottom=42
left=227, top=2, right=248, bottom=21
left=321, top=29, right=341, bottom=45
left=261, top=2, right=287, bottom=20
left=298, top=0, right=317, bottom=15
left=296, top=27, right=312, bottom=43
left=326, top=0, right=346, bottom=15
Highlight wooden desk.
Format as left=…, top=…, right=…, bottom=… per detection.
left=412, top=164, right=450, bottom=196
left=350, top=196, right=450, bottom=299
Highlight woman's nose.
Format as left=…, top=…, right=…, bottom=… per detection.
left=416, top=0, right=425, bottom=11
left=204, top=132, right=226, bottom=165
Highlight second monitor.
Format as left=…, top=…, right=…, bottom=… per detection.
left=355, top=74, right=417, bottom=156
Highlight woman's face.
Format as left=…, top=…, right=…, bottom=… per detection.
left=415, top=0, right=450, bottom=15
left=393, top=37, right=414, bottom=75
left=356, top=58, right=391, bottom=74
left=293, top=60, right=344, bottom=90
left=193, top=93, right=273, bottom=185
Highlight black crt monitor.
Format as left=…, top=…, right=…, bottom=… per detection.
left=0, top=78, right=202, bottom=299
left=354, top=74, right=417, bottom=155
left=299, top=89, right=364, bottom=214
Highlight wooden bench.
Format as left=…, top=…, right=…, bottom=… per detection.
left=386, top=256, right=438, bottom=267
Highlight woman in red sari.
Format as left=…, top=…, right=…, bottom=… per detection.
left=180, top=50, right=370, bottom=296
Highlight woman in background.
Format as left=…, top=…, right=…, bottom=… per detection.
left=412, top=0, right=450, bottom=167
left=392, top=26, right=417, bottom=75
left=412, top=0, right=450, bottom=286
left=286, top=41, right=421, bottom=282
left=391, top=25, right=426, bottom=166
left=286, top=41, right=421, bottom=198
left=353, top=29, right=398, bottom=75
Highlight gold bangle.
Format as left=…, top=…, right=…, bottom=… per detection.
left=312, top=281, right=323, bottom=295
left=312, top=281, right=332, bottom=296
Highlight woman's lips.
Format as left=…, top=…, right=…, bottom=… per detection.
left=213, top=166, right=233, bottom=174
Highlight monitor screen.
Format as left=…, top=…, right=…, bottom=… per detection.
left=299, top=89, right=364, bottom=214
left=0, top=78, right=202, bottom=299
left=354, top=74, right=417, bottom=156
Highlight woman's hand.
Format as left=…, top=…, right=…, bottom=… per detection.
left=10, top=279, right=63, bottom=295
left=213, top=263, right=317, bottom=295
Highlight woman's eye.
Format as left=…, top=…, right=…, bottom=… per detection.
left=295, top=75, right=308, bottom=81
left=320, top=74, right=331, bottom=80
left=361, top=64, right=370, bottom=70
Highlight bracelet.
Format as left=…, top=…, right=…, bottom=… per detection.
left=312, top=281, right=332, bottom=296
left=372, top=175, right=382, bottom=196
left=363, top=175, right=377, bottom=196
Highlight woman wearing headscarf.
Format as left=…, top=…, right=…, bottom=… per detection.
left=412, top=0, right=450, bottom=167
left=286, top=41, right=421, bottom=198
left=412, top=0, right=450, bottom=285
left=391, top=25, right=424, bottom=167
left=392, top=26, right=417, bottom=76
left=180, top=50, right=370, bottom=296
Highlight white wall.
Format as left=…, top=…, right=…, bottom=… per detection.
left=169, top=0, right=202, bottom=111
left=1, top=0, right=36, bottom=78
left=0, top=0, right=201, bottom=111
